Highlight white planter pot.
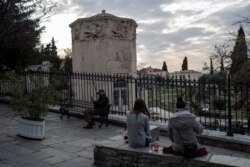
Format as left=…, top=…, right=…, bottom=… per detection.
left=18, top=118, right=45, bottom=139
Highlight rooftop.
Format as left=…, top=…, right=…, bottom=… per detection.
left=171, top=70, right=202, bottom=74
left=69, top=10, right=137, bottom=28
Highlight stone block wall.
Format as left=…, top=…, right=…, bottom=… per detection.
left=94, top=140, right=250, bottom=167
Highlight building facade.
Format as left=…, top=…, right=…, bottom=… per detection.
left=169, top=70, right=202, bottom=80
left=138, top=66, right=169, bottom=78
left=69, top=10, right=137, bottom=74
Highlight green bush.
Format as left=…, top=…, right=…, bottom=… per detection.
left=11, top=75, right=62, bottom=121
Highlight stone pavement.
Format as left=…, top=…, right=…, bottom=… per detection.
left=0, top=103, right=250, bottom=167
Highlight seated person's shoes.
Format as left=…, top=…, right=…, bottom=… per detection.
left=163, top=146, right=183, bottom=156
left=196, top=147, right=208, bottom=156
left=163, top=146, right=175, bottom=153
left=83, top=125, right=93, bottom=129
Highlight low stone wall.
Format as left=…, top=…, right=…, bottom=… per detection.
left=107, top=114, right=250, bottom=153
left=94, top=135, right=250, bottom=167
left=197, top=130, right=250, bottom=153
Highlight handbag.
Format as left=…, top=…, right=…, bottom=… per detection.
left=177, top=129, right=197, bottom=158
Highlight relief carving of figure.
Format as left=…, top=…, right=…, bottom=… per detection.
left=110, top=21, right=131, bottom=39
left=82, top=21, right=106, bottom=40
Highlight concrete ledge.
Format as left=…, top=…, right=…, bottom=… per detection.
left=94, top=135, right=250, bottom=167
left=107, top=115, right=250, bottom=153
left=150, top=125, right=160, bottom=142
left=106, top=114, right=250, bottom=153
left=197, top=130, right=250, bottom=153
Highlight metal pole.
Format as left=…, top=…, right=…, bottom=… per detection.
left=69, top=73, right=73, bottom=99
left=227, top=75, right=233, bottom=136
left=135, top=77, right=137, bottom=99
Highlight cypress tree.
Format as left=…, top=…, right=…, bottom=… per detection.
left=162, top=61, right=168, bottom=72
left=51, top=37, right=57, bottom=57
left=230, top=26, right=248, bottom=75
left=220, top=57, right=224, bottom=71
left=181, top=56, right=188, bottom=71
left=210, top=58, right=214, bottom=74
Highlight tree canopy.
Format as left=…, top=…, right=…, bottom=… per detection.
left=211, top=42, right=232, bottom=71
left=232, top=60, right=250, bottom=83
left=63, top=49, right=72, bottom=73
left=40, top=37, right=61, bottom=70
left=230, top=26, right=248, bottom=76
left=0, top=0, right=55, bottom=72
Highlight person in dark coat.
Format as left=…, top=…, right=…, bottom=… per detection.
left=84, top=89, right=109, bottom=129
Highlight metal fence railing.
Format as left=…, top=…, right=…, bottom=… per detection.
left=0, top=71, right=249, bottom=136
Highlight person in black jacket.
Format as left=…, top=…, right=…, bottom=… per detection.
left=84, top=89, right=109, bottom=129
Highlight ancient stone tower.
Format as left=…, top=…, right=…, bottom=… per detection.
left=69, top=10, right=138, bottom=74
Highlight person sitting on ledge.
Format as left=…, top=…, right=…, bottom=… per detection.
left=163, top=97, right=208, bottom=157
left=126, top=98, right=152, bottom=147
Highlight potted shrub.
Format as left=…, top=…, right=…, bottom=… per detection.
left=11, top=74, right=61, bottom=139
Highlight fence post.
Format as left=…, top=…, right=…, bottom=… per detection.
left=69, top=73, right=73, bottom=99
left=227, top=75, right=233, bottom=136
left=135, top=77, right=138, bottom=99
left=24, top=71, right=27, bottom=94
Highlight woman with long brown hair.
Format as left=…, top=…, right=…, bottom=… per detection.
left=126, top=98, right=151, bottom=147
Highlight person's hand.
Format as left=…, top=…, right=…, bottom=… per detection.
left=91, top=96, right=94, bottom=102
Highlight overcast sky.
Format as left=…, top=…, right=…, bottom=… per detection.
left=41, top=0, right=250, bottom=72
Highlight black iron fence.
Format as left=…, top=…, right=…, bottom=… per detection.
left=0, top=71, right=249, bottom=136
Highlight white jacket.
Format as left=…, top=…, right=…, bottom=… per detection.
left=168, top=109, right=204, bottom=152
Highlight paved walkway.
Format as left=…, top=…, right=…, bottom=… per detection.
left=0, top=103, right=250, bottom=167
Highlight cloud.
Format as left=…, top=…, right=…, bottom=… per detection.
left=42, top=0, right=250, bottom=72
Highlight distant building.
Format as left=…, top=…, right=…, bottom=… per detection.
left=138, top=66, right=169, bottom=78
left=169, top=70, right=202, bottom=80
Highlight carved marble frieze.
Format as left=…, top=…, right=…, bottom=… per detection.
left=72, top=20, right=136, bottom=41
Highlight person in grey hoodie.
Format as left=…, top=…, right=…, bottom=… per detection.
left=126, top=99, right=151, bottom=147
left=168, top=97, right=204, bottom=153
